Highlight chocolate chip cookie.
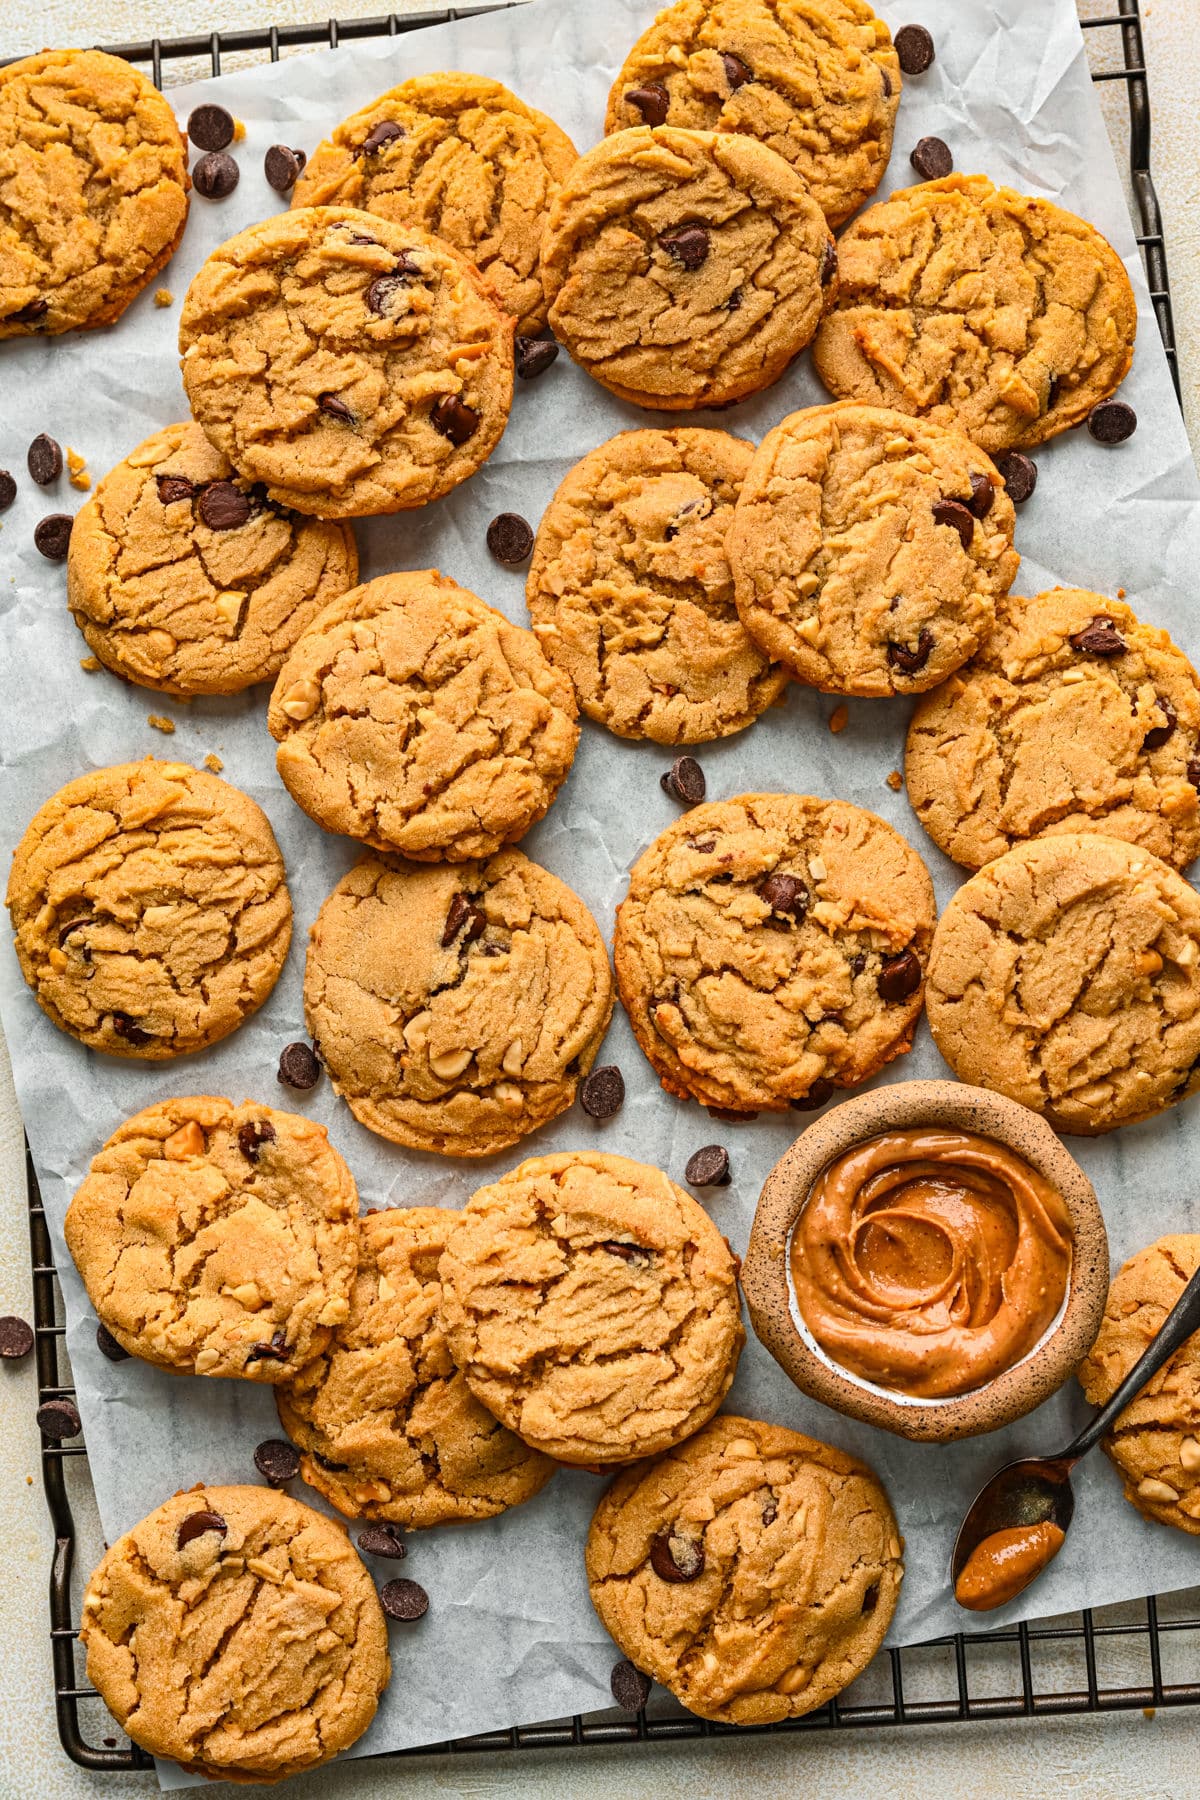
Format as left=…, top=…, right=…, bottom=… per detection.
left=540, top=125, right=835, bottom=410
left=65, top=1097, right=359, bottom=1381
left=81, top=1484, right=389, bottom=1780
left=926, top=833, right=1200, bottom=1134
left=269, top=569, right=578, bottom=861
left=527, top=428, right=787, bottom=742
left=906, top=588, right=1200, bottom=871
left=614, top=793, right=936, bottom=1113
left=278, top=1207, right=557, bottom=1524
left=5, top=760, right=292, bottom=1059
left=293, top=72, right=577, bottom=335
left=438, top=1151, right=744, bottom=1464
left=67, top=423, right=359, bottom=695
left=585, top=1413, right=903, bottom=1725
left=179, top=206, right=513, bottom=517
left=813, top=174, right=1137, bottom=453
left=0, top=50, right=189, bottom=337
left=606, top=0, right=900, bottom=229
left=304, top=849, right=613, bottom=1156
left=729, top=403, right=1018, bottom=695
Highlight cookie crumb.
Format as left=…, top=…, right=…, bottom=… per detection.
left=66, top=447, right=91, bottom=491
left=233, top=118, right=246, bottom=142
left=203, top=752, right=224, bottom=773
left=80, top=655, right=101, bottom=673
left=1143, top=1706, right=1156, bottom=1720
left=886, top=769, right=903, bottom=791
left=1117, top=587, right=1126, bottom=598
left=829, top=704, right=849, bottom=734
left=154, top=287, right=174, bottom=308
left=147, top=714, right=176, bottom=734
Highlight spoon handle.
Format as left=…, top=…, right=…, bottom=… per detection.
left=1065, top=1261, right=1200, bottom=1461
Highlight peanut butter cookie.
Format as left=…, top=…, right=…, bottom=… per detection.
left=68, top=423, right=358, bottom=695
left=65, top=1097, right=359, bottom=1381
left=5, top=760, right=292, bottom=1059
left=585, top=1414, right=903, bottom=1725
left=1079, top=1235, right=1200, bottom=1533
left=729, top=403, right=1018, bottom=696
left=269, top=570, right=578, bottom=861
left=0, top=49, right=189, bottom=337
left=179, top=206, right=513, bottom=517
left=81, top=1484, right=389, bottom=1781
left=527, top=428, right=786, bottom=742
left=926, top=833, right=1200, bottom=1134
left=812, top=174, right=1137, bottom=453
left=293, top=72, right=577, bottom=335
left=278, top=1207, right=557, bottom=1525
left=906, top=589, right=1200, bottom=872
left=605, top=0, right=900, bottom=229
left=304, top=850, right=613, bottom=1156
left=540, top=125, right=835, bottom=410
left=614, top=793, right=936, bottom=1113
left=438, top=1151, right=744, bottom=1465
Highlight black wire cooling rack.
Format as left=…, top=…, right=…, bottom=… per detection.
left=18, top=0, right=1195, bottom=1774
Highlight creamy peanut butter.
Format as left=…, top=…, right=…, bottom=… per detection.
left=790, top=1129, right=1073, bottom=1399
left=954, top=1520, right=1066, bottom=1610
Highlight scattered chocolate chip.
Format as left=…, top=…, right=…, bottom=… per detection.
left=1189, top=755, right=1200, bottom=790
left=361, top=120, right=405, bottom=155
left=381, top=1577, right=429, bottom=1621
left=197, top=480, right=251, bottom=530
left=37, top=1398, right=82, bottom=1440
left=660, top=224, right=709, bottom=269
left=319, top=393, right=356, bottom=424
left=430, top=394, right=481, bottom=445
left=278, top=1041, right=321, bottom=1090
left=96, top=1322, right=129, bottom=1362
left=757, top=872, right=810, bottom=919
left=1069, top=615, right=1127, bottom=657
left=34, top=513, right=73, bottom=560
left=685, top=1144, right=731, bottom=1187
left=486, top=512, right=534, bottom=566
left=761, top=1498, right=778, bottom=1525
left=661, top=755, right=706, bottom=806
left=887, top=629, right=934, bottom=675
left=12, top=298, right=49, bottom=325
left=625, top=82, right=670, bottom=127
left=441, top=892, right=486, bottom=947
left=877, top=949, right=922, bottom=1001
left=862, top=1581, right=880, bottom=1614
left=610, top=1659, right=653, bottom=1711
left=264, top=144, right=306, bottom=192
left=358, top=1523, right=407, bottom=1559
left=28, top=434, right=63, bottom=486
left=248, top=1329, right=290, bottom=1364
left=515, top=334, right=559, bottom=379
left=187, top=103, right=235, bottom=152
left=932, top=497, right=975, bottom=550
left=156, top=473, right=194, bottom=506
left=111, top=1012, right=151, bottom=1046
left=819, top=240, right=838, bottom=286
left=176, top=1508, right=227, bottom=1549
left=254, top=1439, right=300, bottom=1486
left=895, top=23, right=936, bottom=73
left=601, top=1239, right=652, bottom=1266
left=580, top=1065, right=625, bottom=1119
left=192, top=151, right=240, bottom=199
left=910, top=135, right=953, bottom=180
left=0, top=1315, right=34, bottom=1359
left=0, top=471, right=15, bottom=511
left=720, top=51, right=752, bottom=90
left=791, top=1079, right=834, bottom=1112
left=994, top=451, right=1038, bottom=505
left=237, top=1119, right=277, bottom=1163
left=1087, top=399, right=1137, bottom=445
left=1143, top=693, right=1177, bottom=750
left=649, top=1530, right=705, bottom=1583
left=967, top=472, right=994, bottom=519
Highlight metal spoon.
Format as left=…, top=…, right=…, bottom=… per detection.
left=951, top=1261, right=1200, bottom=1610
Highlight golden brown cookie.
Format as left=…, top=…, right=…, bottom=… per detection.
left=438, top=1151, right=745, bottom=1465
left=293, top=72, right=577, bottom=335
left=278, top=1207, right=557, bottom=1525
left=0, top=49, right=189, bottom=337
left=812, top=174, right=1137, bottom=453
left=179, top=206, right=513, bottom=517
left=67, top=423, right=359, bottom=696
left=304, top=849, right=613, bottom=1157
left=729, top=403, right=1018, bottom=696
left=65, top=1097, right=359, bottom=1382
left=269, top=569, right=579, bottom=861
left=1079, top=1235, right=1200, bottom=1533
left=5, top=760, right=292, bottom=1059
left=926, top=833, right=1200, bottom=1134
left=614, top=793, right=936, bottom=1113
left=585, top=1414, right=903, bottom=1725
left=906, top=589, right=1200, bottom=872
left=540, top=125, right=835, bottom=410
left=605, top=0, right=900, bottom=229
left=81, top=1484, right=389, bottom=1781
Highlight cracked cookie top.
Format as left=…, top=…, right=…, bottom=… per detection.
left=81, top=1484, right=389, bottom=1781
left=1079, top=1235, right=1200, bottom=1535
left=67, top=423, right=359, bottom=696
left=906, top=588, right=1200, bottom=872
left=926, top=832, right=1200, bottom=1135
left=540, top=125, right=835, bottom=410
left=729, top=402, right=1019, bottom=696
left=5, top=760, right=292, bottom=1059
left=527, top=427, right=786, bottom=743
left=268, top=569, right=579, bottom=861
left=437, top=1151, right=745, bottom=1464
left=614, top=793, right=936, bottom=1113
left=605, top=0, right=900, bottom=229
left=179, top=206, right=514, bottom=517
left=584, top=1413, right=903, bottom=1725
left=304, top=849, right=613, bottom=1157
left=278, top=1207, right=557, bottom=1525
left=293, top=72, right=577, bottom=336
left=64, top=1097, right=359, bottom=1382
left=0, top=49, right=189, bottom=337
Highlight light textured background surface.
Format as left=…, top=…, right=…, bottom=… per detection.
left=1, top=2, right=1198, bottom=1795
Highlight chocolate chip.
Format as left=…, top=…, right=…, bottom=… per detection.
left=689, top=836, right=716, bottom=853
left=278, top=1041, right=321, bottom=1091
left=664, top=497, right=713, bottom=541
left=111, top=1012, right=152, bottom=1046
left=994, top=451, right=1038, bottom=504
left=894, top=23, right=936, bottom=73
left=247, top=1328, right=289, bottom=1364
left=197, top=480, right=251, bottom=530
left=156, top=473, right=194, bottom=506
left=264, top=144, right=306, bottom=192
left=365, top=274, right=407, bottom=317
left=358, top=1523, right=407, bottom=1559
left=0, top=471, right=15, bottom=511
left=910, top=136, right=953, bottom=180
left=1143, top=693, right=1177, bottom=750
left=57, top=913, right=94, bottom=950
left=880, top=69, right=893, bottom=99
left=601, top=1239, right=652, bottom=1268
left=580, top=1065, right=625, bottom=1119
left=187, top=104, right=235, bottom=152
left=1069, top=615, right=1127, bottom=657
left=176, top=1508, right=227, bottom=1549
left=850, top=952, right=866, bottom=976
left=660, top=225, right=709, bottom=269
left=720, top=52, right=752, bottom=89
left=685, top=1144, right=731, bottom=1187
left=27, top=435, right=62, bottom=486
left=34, top=513, right=73, bottom=561
left=726, top=286, right=743, bottom=311
left=96, top=1322, right=130, bottom=1362
left=610, top=1659, right=652, bottom=1711
left=381, top=1577, right=429, bottom=1620
left=37, top=1398, right=81, bottom=1440
left=237, top=1119, right=277, bottom=1163
left=820, top=240, right=838, bottom=286
left=0, top=1316, right=34, bottom=1359
left=11, top=298, right=48, bottom=325
left=361, top=120, right=405, bottom=154
left=661, top=755, right=706, bottom=805
left=318, top=393, right=356, bottom=424
left=758, top=872, right=810, bottom=919
left=887, top=628, right=934, bottom=674
left=314, top=1450, right=349, bottom=1472
left=862, top=1582, right=880, bottom=1614
left=487, top=512, right=534, bottom=566
left=442, top=892, right=486, bottom=947
left=932, top=497, right=975, bottom=550
left=649, top=1531, right=705, bottom=1583
left=193, top=151, right=240, bottom=199
left=515, top=334, right=559, bottom=379
left=1087, top=400, right=1137, bottom=445
left=430, top=395, right=481, bottom=445
left=877, top=949, right=922, bottom=1001
left=968, top=472, right=994, bottom=519
left=791, top=1078, right=834, bottom=1111
left=625, top=83, right=670, bottom=127
left=254, top=1439, right=300, bottom=1486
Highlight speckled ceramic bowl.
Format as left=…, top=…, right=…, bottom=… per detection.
left=742, top=1080, right=1109, bottom=1442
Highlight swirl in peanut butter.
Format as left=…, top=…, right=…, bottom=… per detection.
left=790, top=1129, right=1073, bottom=1398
